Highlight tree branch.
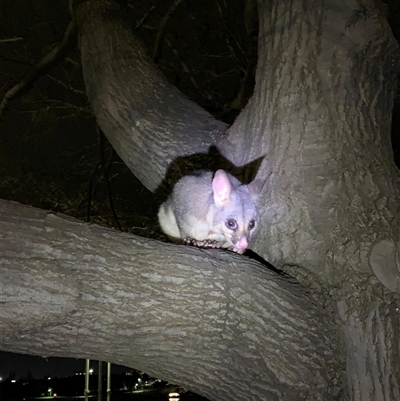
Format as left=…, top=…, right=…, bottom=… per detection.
left=0, top=199, right=338, bottom=400
left=72, top=0, right=228, bottom=192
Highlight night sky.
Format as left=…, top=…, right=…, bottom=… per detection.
left=0, top=351, right=128, bottom=380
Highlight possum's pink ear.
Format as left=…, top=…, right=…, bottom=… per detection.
left=212, top=170, right=232, bottom=207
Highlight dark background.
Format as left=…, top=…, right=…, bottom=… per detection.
left=0, top=351, right=128, bottom=380
left=1, top=351, right=83, bottom=379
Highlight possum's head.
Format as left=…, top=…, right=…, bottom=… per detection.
left=211, top=170, right=260, bottom=253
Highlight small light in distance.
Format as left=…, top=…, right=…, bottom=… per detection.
left=11, top=379, right=16, bottom=383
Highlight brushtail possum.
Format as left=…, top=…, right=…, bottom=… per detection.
left=158, top=169, right=262, bottom=254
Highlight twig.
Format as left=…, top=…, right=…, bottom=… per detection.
left=153, top=0, right=184, bottom=63
left=0, top=19, right=77, bottom=117
left=135, top=5, right=157, bottom=29
left=0, top=37, right=23, bottom=43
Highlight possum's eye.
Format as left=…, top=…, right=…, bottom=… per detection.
left=248, top=220, right=256, bottom=230
left=226, top=219, right=238, bottom=230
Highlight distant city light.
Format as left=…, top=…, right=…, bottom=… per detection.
left=0, top=376, right=2, bottom=381
left=11, top=379, right=16, bottom=383
left=48, top=376, right=51, bottom=380
left=74, top=369, right=95, bottom=376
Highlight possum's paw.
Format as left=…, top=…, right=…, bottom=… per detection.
left=183, top=237, right=222, bottom=249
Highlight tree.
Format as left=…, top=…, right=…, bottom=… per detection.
left=1, top=0, right=399, bottom=400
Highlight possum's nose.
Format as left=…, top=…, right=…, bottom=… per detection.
left=237, top=237, right=248, bottom=250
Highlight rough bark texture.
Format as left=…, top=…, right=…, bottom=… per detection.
left=338, top=300, right=400, bottom=401
left=1, top=200, right=338, bottom=401
left=234, top=0, right=400, bottom=284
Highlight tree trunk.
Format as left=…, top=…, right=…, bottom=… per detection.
left=1, top=0, right=400, bottom=400
left=244, top=1, right=400, bottom=399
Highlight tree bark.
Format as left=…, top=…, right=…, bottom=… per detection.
left=0, top=200, right=338, bottom=401
left=338, top=299, right=400, bottom=401
left=238, top=0, right=400, bottom=279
